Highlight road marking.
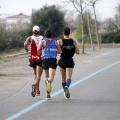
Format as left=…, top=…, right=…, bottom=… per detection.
left=6, top=61, right=120, bottom=120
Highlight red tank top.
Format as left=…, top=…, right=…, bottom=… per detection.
left=30, top=35, right=43, bottom=61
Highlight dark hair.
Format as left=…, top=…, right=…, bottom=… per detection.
left=63, top=27, right=70, bottom=35
left=33, top=31, right=39, bottom=35
left=44, top=29, right=52, bottom=38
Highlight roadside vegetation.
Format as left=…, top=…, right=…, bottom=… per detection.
left=0, top=2, right=120, bottom=56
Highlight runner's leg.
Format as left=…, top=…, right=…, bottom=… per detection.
left=48, top=68, right=56, bottom=83
left=31, top=68, right=37, bottom=97
left=66, top=68, right=73, bottom=87
left=44, top=69, right=52, bottom=92
left=35, top=66, right=43, bottom=95
left=59, top=67, right=66, bottom=89
left=32, top=67, right=36, bottom=82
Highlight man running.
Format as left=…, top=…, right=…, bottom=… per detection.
left=57, top=27, right=79, bottom=99
left=24, top=25, right=43, bottom=97
left=37, top=29, right=62, bottom=99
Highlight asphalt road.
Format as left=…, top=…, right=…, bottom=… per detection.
left=0, top=48, right=120, bottom=120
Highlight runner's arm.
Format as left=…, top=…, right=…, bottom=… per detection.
left=37, top=40, right=43, bottom=56
left=24, top=36, right=31, bottom=52
left=55, top=41, right=62, bottom=54
left=73, top=40, right=79, bottom=54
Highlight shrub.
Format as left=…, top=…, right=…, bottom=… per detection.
left=101, top=31, right=120, bottom=43
left=0, top=23, right=29, bottom=53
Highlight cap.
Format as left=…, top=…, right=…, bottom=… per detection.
left=32, top=25, right=40, bottom=33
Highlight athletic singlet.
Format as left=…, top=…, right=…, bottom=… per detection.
left=30, top=35, right=43, bottom=61
left=60, top=38, right=75, bottom=58
left=42, top=39, right=57, bottom=59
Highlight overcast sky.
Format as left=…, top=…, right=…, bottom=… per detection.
left=0, top=0, right=120, bottom=20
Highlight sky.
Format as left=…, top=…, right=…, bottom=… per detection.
left=0, top=0, right=120, bottom=20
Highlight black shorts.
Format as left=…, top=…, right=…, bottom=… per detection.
left=58, top=58, right=74, bottom=69
left=29, top=59, right=42, bottom=68
left=42, top=58, right=57, bottom=70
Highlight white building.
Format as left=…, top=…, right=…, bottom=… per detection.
left=0, top=13, right=31, bottom=24
left=0, top=13, right=31, bottom=29
left=6, top=13, right=31, bottom=24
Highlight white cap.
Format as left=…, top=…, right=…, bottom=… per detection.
left=32, top=25, right=40, bottom=33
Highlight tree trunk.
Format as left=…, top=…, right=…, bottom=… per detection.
left=87, top=12, right=94, bottom=50
left=93, top=4, right=100, bottom=49
left=80, top=2, right=85, bottom=53
left=81, top=15, right=84, bottom=53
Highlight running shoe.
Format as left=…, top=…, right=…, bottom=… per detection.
left=46, top=91, right=51, bottom=100
left=31, top=84, right=36, bottom=97
left=64, top=86, right=70, bottom=99
left=45, top=80, right=52, bottom=92
left=36, top=89, right=40, bottom=96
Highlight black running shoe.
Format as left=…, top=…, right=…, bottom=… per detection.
left=31, top=84, right=36, bottom=97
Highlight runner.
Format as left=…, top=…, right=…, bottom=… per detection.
left=57, top=27, right=79, bottom=99
left=37, top=29, right=62, bottom=100
left=24, top=25, right=43, bottom=97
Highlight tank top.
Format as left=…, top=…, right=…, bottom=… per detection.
left=60, top=38, right=75, bottom=58
left=42, top=39, right=57, bottom=59
left=30, top=35, right=43, bottom=61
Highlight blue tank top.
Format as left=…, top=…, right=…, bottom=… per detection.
left=42, top=39, right=57, bottom=59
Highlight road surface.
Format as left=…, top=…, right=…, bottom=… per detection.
left=0, top=48, right=120, bottom=120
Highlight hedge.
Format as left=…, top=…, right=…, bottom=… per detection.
left=101, top=31, right=120, bottom=43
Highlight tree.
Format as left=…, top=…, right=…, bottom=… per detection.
left=75, top=12, right=89, bottom=39
left=64, top=11, right=76, bottom=31
left=31, top=5, right=65, bottom=38
left=86, top=0, right=101, bottom=49
left=102, top=18, right=118, bottom=33
left=87, top=12, right=94, bottom=50
left=115, top=3, right=120, bottom=17
left=69, top=0, right=86, bottom=53
left=114, top=3, right=120, bottom=30
left=51, top=0, right=86, bottom=53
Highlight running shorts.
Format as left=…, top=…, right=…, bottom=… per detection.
left=58, top=57, right=74, bottom=69
left=42, top=58, right=57, bottom=70
left=29, top=59, right=42, bottom=68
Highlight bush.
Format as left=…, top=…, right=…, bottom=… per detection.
left=101, top=31, right=120, bottom=43
left=0, top=23, right=29, bottom=53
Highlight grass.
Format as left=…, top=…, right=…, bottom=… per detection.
left=0, top=48, right=24, bottom=57
left=0, top=74, right=7, bottom=76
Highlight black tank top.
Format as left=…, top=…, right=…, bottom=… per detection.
left=60, top=38, right=75, bottom=58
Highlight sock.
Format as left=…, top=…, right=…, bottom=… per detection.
left=66, top=78, right=71, bottom=87
left=62, top=82, right=66, bottom=91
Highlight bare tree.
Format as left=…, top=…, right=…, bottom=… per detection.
left=64, top=11, right=76, bottom=30
left=87, top=12, right=94, bottom=50
left=101, top=18, right=118, bottom=33
left=69, top=0, right=86, bottom=53
left=114, top=3, right=120, bottom=30
left=86, top=0, right=101, bottom=49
